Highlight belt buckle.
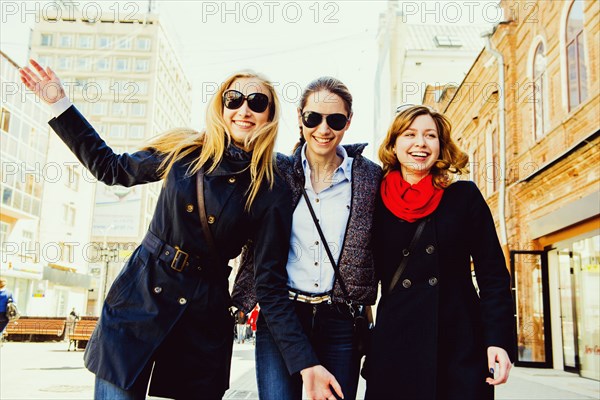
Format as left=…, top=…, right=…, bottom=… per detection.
left=171, top=246, right=189, bottom=272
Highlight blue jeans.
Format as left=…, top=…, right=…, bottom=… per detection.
left=94, top=362, right=153, bottom=400
left=256, top=302, right=360, bottom=400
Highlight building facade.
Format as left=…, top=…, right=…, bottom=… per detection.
left=1, top=50, right=93, bottom=317
left=28, top=4, right=192, bottom=315
left=374, top=0, right=491, bottom=145
left=424, top=0, right=599, bottom=381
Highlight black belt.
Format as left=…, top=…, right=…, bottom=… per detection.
left=141, top=231, right=204, bottom=273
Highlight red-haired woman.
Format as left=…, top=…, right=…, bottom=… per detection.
left=365, top=105, right=515, bottom=400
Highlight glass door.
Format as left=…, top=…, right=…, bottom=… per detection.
left=511, top=250, right=552, bottom=367
left=552, top=232, right=599, bottom=381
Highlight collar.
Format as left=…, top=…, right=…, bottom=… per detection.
left=300, top=143, right=352, bottom=189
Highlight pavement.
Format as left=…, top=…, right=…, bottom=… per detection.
left=1, top=340, right=598, bottom=400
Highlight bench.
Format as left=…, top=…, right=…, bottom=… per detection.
left=4, top=317, right=66, bottom=341
left=67, top=317, right=99, bottom=351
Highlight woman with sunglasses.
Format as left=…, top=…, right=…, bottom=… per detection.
left=233, top=77, right=381, bottom=400
left=364, top=105, right=515, bottom=400
left=19, top=59, right=294, bottom=400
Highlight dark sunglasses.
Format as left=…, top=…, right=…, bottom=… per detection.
left=301, top=111, right=348, bottom=131
left=223, top=89, right=269, bottom=113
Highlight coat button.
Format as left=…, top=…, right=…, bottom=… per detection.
left=315, top=198, right=320, bottom=203
left=207, top=215, right=215, bottom=224
left=178, top=297, right=187, bottom=305
left=402, top=248, right=410, bottom=256
left=402, top=279, right=412, bottom=288
left=165, top=250, right=170, bottom=256
left=428, top=277, right=438, bottom=286
left=426, top=245, right=435, bottom=254
left=186, top=204, right=194, bottom=212
left=197, top=265, right=203, bottom=271
left=228, top=177, right=236, bottom=183
left=153, top=286, right=162, bottom=294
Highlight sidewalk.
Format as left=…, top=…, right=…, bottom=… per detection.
left=1, top=341, right=598, bottom=399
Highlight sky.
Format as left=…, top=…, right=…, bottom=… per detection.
left=1, top=0, right=500, bottom=156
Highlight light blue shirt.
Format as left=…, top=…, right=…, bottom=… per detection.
left=287, top=144, right=353, bottom=294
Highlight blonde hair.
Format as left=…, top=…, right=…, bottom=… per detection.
left=143, top=72, right=280, bottom=209
left=378, top=105, right=469, bottom=188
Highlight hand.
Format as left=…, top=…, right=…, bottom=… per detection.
left=300, top=365, right=344, bottom=400
left=19, top=59, right=65, bottom=105
left=486, top=346, right=512, bottom=385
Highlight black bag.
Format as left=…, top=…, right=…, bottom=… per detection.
left=6, top=299, right=20, bottom=322
left=353, top=304, right=373, bottom=357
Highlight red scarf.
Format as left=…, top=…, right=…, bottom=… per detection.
left=381, top=171, right=444, bottom=222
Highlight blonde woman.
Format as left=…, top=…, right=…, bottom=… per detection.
left=20, top=59, right=293, bottom=400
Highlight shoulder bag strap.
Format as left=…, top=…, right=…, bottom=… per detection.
left=196, top=169, right=220, bottom=262
left=301, top=187, right=350, bottom=298
left=387, top=218, right=428, bottom=295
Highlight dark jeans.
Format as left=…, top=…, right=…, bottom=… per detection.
left=256, top=301, right=360, bottom=400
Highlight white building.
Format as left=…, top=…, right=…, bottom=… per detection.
left=1, top=51, right=94, bottom=317
left=28, top=4, right=192, bottom=314
left=374, top=1, right=492, bottom=145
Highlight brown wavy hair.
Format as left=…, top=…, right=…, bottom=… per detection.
left=143, top=72, right=280, bottom=209
left=378, top=105, right=468, bottom=188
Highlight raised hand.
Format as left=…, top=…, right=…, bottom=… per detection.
left=300, top=364, right=344, bottom=400
left=19, top=59, right=65, bottom=105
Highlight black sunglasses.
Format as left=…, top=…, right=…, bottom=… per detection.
left=223, top=89, right=270, bottom=113
left=301, top=111, right=348, bottom=131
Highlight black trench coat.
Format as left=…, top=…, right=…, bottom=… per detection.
left=365, top=181, right=516, bottom=400
left=49, top=106, right=293, bottom=398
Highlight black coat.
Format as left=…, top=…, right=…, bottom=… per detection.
left=49, top=106, right=293, bottom=397
left=365, top=181, right=516, bottom=400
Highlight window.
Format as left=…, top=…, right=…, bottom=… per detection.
left=1, top=108, right=10, bottom=132
left=77, top=57, right=92, bottom=71
left=90, top=102, right=107, bottom=116
left=115, top=58, right=129, bottom=71
left=129, top=125, right=145, bottom=139
left=136, top=81, right=148, bottom=95
left=112, top=103, right=127, bottom=117
left=131, top=103, right=146, bottom=117
left=41, top=34, right=53, bottom=46
left=566, top=0, right=588, bottom=110
left=98, top=36, right=111, bottom=49
left=58, top=57, right=72, bottom=70
left=434, top=35, right=462, bottom=48
left=21, top=230, right=35, bottom=257
left=136, top=38, right=151, bottom=51
left=65, top=165, right=80, bottom=191
left=533, top=42, right=548, bottom=141
left=0, top=222, right=8, bottom=251
left=79, top=35, right=93, bottom=48
left=59, top=35, right=73, bottom=48
left=62, top=204, right=76, bottom=226
left=61, top=243, right=75, bottom=263
left=135, top=59, right=150, bottom=72
left=108, top=124, right=126, bottom=138
left=96, top=58, right=110, bottom=71
left=117, top=37, right=132, bottom=50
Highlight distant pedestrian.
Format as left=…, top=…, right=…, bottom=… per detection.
left=365, top=105, right=515, bottom=400
left=235, top=310, right=247, bottom=344
left=247, top=305, right=259, bottom=344
left=0, top=278, right=13, bottom=335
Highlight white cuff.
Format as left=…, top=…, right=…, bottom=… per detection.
left=50, top=96, right=73, bottom=117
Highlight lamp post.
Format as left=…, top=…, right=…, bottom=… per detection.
left=100, top=246, right=118, bottom=301
left=100, top=224, right=118, bottom=302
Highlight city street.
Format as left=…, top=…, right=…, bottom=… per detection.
left=1, top=341, right=598, bottom=399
